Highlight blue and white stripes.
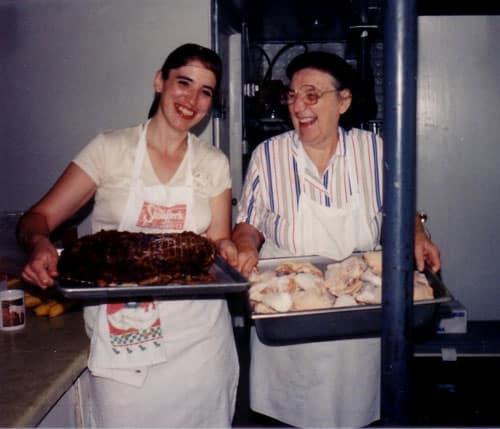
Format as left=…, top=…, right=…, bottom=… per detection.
left=236, top=127, right=383, bottom=254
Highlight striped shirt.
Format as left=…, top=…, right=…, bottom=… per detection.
left=236, top=127, right=383, bottom=254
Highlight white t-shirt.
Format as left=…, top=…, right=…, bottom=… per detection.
left=73, top=123, right=231, bottom=234
left=74, top=123, right=236, bottom=393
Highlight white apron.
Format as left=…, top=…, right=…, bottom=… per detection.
left=251, top=136, right=381, bottom=428
left=84, top=121, right=239, bottom=428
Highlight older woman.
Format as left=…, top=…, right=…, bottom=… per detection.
left=17, top=43, right=238, bottom=428
left=232, top=51, right=440, bottom=428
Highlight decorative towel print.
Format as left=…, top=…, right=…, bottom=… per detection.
left=106, top=302, right=163, bottom=354
left=86, top=301, right=168, bottom=386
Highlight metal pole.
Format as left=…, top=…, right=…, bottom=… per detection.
left=381, top=0, right=417, bottom=425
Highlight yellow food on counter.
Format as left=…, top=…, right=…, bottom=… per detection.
left=7, top=277, right=22, bottom=289
left=48, top=301, right=73, bottom=318
left=33, top=300, right=58, bottom=316
left=25, top=293, right=43, bottom=308
left=33, top=298, right=74, bottom=318
left=6, top=277, right=74, bottom=318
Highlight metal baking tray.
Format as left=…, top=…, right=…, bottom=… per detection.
left=56, top=255, right=249, bottom=299
left=250, top=255, right=453, bottom=345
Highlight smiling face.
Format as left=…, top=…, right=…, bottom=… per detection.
left=153, top=59, right=216, bottom=133
left=288, top=67, right=352, bottom=150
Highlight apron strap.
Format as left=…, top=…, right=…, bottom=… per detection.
left=118, top=123, right=194, bottom=232
left=119, top=121, right=150, bottom=231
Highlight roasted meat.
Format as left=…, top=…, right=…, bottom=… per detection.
left=57, top=230, right=217, bottom=285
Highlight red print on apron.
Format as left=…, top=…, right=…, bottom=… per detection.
left=136, top=202, right=187, bottom=230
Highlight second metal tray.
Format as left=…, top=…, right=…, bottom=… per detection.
left=56, top=255, right=249, bottom=299
left=250, top=255, right=453, bottom=345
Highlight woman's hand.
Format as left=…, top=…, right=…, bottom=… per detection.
left=215, top=237, right=258, bottom=278
left=414, top=229, right=441, bottom=273
left=231, top=222, right=263, bottom=278
left=414, top=213, right=441, bottom=272
left=21, top=236, right=59, bottom=289
left=234, top=243, right=259, bottom=278
left=216, top=239, right=238, bottom=268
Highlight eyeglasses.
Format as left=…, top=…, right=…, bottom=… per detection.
left=282, top=85, right=339, bottom=106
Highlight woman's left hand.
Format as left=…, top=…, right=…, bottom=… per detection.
left=414, top=230, right=441, bottom=273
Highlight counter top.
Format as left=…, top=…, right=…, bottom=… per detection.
left=0, top=307, right=88, bottom=428
left=0, top=214, right=89, bottom=426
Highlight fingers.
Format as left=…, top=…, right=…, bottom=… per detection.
left=236, top=251, right=258, bottom=278
left=414, top=235, right=442, bottom=273
left=217, top=240, right=258, bottom=277
left=217, top=240, right=238, bottom=267
left=425, top=243, right=441, bottom=273
left=22, top=264, right=56, bottom=289
left=21, top=247, right=59, bottom=289
left=414, top=245, right=425, bottom=272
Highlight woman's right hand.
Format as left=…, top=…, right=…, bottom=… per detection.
left=235, top=243, right=259, bottom=278
left=21, top=236, right=59, bottom=289
left=232, top=223, right=263, bottom=278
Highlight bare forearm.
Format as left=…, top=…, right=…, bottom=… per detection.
left=231, top=222, right=263, bottom=277
left=16, top=212, right=52, bottom=253
left=232, top=222, right=264, bottom=252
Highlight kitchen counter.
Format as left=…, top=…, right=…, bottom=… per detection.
left=0, top=307, right=89, bottom=428
left=0, top=213, right=88, bottom=426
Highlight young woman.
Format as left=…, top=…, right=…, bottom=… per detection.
left=18, top=43, right=238, bottom=427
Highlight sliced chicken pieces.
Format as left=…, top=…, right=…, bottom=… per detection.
left=248, top=282, right=269, bottom=302
left=363, top=251, right=382, bottom=275
left=413, top=272, right=434, bottom=301
left=355, top=282, right=382, bottom=304
left=324, top=255, right=367, bottom=296
left=414, top=271, right=430, bottom=287
left=360, top=268, right=382, bottom=287
left=292, top=288, right=334, bottom=311
left=356, top=272, right=434, bottom=303
left=333, top=294, right=358, bottom=307
left=262, top=292, right=293, bottom=312
left=275, top=261, right=323, bottom=277
left=253, top=301, right=276, bottom=314
left=249, top=269, right=276, bottom=283
left=293, top=272, right=327, bottom=291
left=249, top=275, right=290, bottom=301
left=250, top=254, right=435, bottom=314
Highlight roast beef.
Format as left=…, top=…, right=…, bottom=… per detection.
left=57, top=230, right=217, bottom=285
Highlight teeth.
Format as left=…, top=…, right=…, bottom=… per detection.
left=176, top=104, right=195, bottom=117
left=299, top=118, right=314, bottom=124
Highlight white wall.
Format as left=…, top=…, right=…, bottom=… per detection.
left=0, top=0, right=211, bottom=218
left=417, top=16, right=500, bottom=320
